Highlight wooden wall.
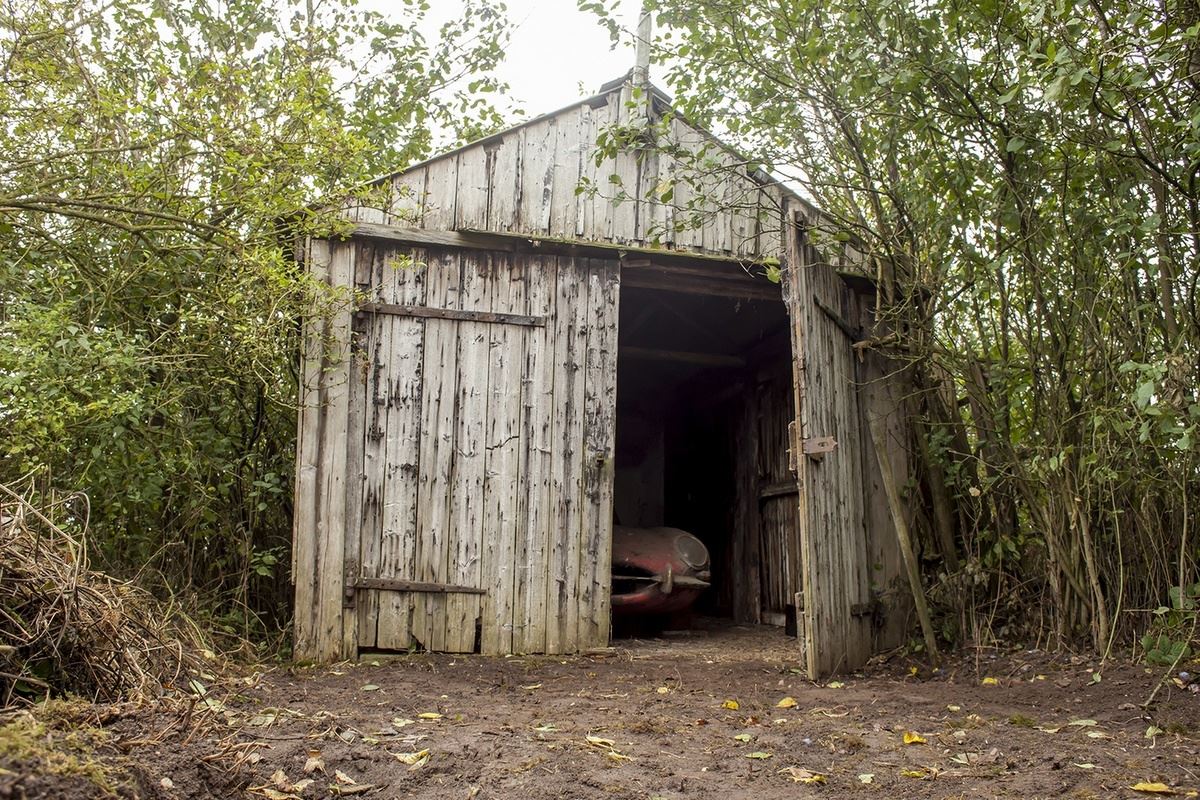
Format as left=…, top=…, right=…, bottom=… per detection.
left=293, top=239, right=619, bottom=661
left=350, top=84, right=787, bottom=261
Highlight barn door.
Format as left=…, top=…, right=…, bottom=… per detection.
left=784, top=210, right=875, bottom=677
left=344, top=243, right=619, bottom=656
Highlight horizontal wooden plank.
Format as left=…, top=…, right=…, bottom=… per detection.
left=358, top=302, right=545, bottom=328
left=758, top=480, right=799, bottom=500
left=347, top=222, right=778, bottom=270
left=352, top=578, right=487, bottom=595
left=621, top=270, right=782, bottom=301
left=622, top=346, right=745, bottom=368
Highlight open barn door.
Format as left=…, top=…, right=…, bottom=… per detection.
left=784, top=205, right=881, bottom=678
left=293, top=236, right=619, bottom=660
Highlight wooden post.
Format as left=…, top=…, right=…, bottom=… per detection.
left=868, top=413, right=939, bottom=663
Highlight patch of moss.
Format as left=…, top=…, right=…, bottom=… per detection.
left=0, top=703, right=122, bottom=795
left=1008, top=713, right=1037, bottom=728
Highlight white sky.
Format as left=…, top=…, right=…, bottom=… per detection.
left=431, top=0, right=646, bottom=118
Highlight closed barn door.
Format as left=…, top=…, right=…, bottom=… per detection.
left=335, top=243, right=619, bottom=656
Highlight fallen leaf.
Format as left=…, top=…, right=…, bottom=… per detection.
left=1068, top=719, right=1098, bottom=727
left=778, top=767, right=826, bottom=784
left=291, top=780, right=314, bottom=793
left=334, top=770, right=357, bottom=786
left=950, top=748, right=1000, bottom=766
left=1130, top=782, right=1175, bottom=794
left=656, top=686, right=670, bottom=694
left=303, top=750, right=325, bottom=774
left=360, top=684, right=379, bottom=692
left=417, top=712, right=443, bottom=720
left=826, top=681, right=846, bottom=689
left=746, top=751, right=773, bottom=760
left=1037, top=725, right=1062, bottom=733
left=776, top=696, right=798, bottom=709
left=946, top=704, right=961, bottom=712
left=270, top=770, right=293, bottom=790
left=392, top=749, right=431, bottom=766
left=1086, top=731, right=1111, bottom=739
left=159, top=778, right=175, bottom=790
left=1089, top=671, right=1102, bottom=685
left=533, top=723, right=557, bottom=733
left=252, top=790, right=299, bottom=800
left=901, top=767, right=931, bottom=779
left=903, top=731, right=927, bottom=745
left=1146, top=725, right=1165, bottom=739
left=721, top=699, right=740, bottom=710
left=981, top=677, right=999, bottom=686
left=858, top=773, right=875, bottom=784
left=606, top=750, right=632, bottom=762
left=392, top=718, right=415, bottom=728
left=733, top=733, right=753, bottom=743
left=586, top=735, right=616, bottom=748
left=520, top=683, right=543, bottom=691
left=1073, top=763, right=1098, bottom=770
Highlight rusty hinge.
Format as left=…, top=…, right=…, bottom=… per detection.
left=802, top=435, right=837, bottom=461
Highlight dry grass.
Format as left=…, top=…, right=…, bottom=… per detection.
left=0, top=481, right=208, bottom=706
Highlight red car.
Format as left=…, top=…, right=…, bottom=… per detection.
left=611, top=526, right=711, bottom=615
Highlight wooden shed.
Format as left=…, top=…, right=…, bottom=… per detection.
left=292, top=75, right=916, bottom=677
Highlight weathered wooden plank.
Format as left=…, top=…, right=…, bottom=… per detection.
left=315, top=241, right=355, bottom=660
left=344, top=243, right=379, bottom=651
left=373, top=246, right=427, bottom=651
left=548, top=108, right=581, bottom=239
left=517, top=117, right=556, bottom=235
left=513, top=255, right=558, bottom=653
left=292, top=238, right=328, bottom=661
left=359, top=302, right=544, bottom=328
left=351, top=221, right=782, bottom=268
left=620, top=271, right=781, bottom=301
left=444, top=252, right=490, bottom=653
left=579, top=258, right=619, bottom=648
left=545, top=257, right=588, bottom=653
left=354, top=578, right=485, bottom=594
left=420, top=155, right=458, bottom=230
left=609, top=85, right=639, bottom=244
left=411, top=250, right=462, bottom=651
left=388, top=168, right=427, bottom=227
left=455, top=145, right=490, bottom=231
left=479, top=255, right=528, bottom=654
left=731, top=388, right=763, bottom=624
left=856, top=302, right=912, bottom=652
left=487, top=131, right=522, bottom=232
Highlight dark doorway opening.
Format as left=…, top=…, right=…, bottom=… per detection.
left=612, top=273, right=797, bottom=637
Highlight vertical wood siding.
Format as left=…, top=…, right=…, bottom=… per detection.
left=294, top=243, right=619, bottom=658
left=363, top=84, right=786, bottom=261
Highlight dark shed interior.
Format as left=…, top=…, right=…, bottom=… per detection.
left=613, top=272, right=800, bottom=628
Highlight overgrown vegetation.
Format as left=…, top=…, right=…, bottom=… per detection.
left=589, top=0, right=1199, bottom=654
left=0, top=0, right=510, bottom=643
left=0, top=483, right=210, bottom=704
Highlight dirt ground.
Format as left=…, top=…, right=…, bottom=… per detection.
left=3, top=620, right=1199, bottom=800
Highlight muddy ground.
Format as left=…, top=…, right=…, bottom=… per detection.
left=3, top=621, right=1199, bottom=799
